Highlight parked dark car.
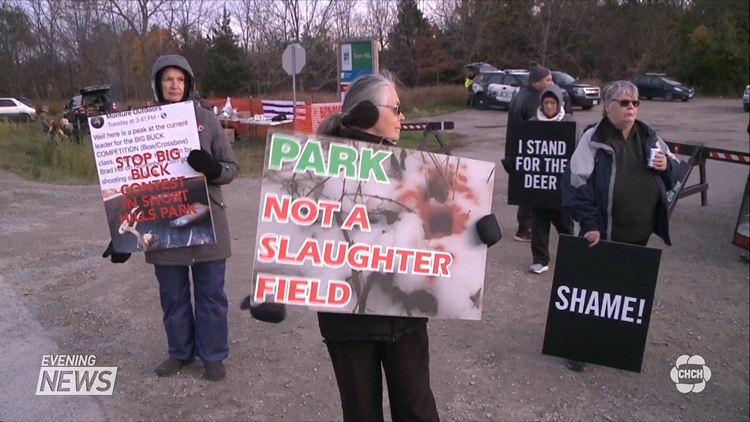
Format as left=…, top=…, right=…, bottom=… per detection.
left=630, top=73, right=694, bottom=102
left=63, top=85, right=117, bottom=133
left=551, top=71, right=601, bottom=110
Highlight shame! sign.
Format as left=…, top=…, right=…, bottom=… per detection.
left=542, top=235, right=662, bottom=373
left=506, top=121, right=576, bottom=209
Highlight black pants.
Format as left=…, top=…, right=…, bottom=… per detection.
left=325, top=325, right=440, bottom=422
left=531, top=208, right=572, bottom=266
left=517, top=205, right=532, bottom=233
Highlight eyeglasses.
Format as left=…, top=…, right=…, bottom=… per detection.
left=377, top=104, right=402, bottom=116
left=612, top=99, right=640, bottom=108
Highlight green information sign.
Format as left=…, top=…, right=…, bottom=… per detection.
left=351, top=43, right=373, bottom=72
left=338, top=37, right=380, bottom=93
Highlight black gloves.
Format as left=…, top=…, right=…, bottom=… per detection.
left=102, top=241, right=131, bottom=263
left=187, top=149, right=223, bottom=179
left=501, top=158, right=513, bottom=175
left=240, top=295, right=287, bottom=324
left=475, top=214, right=502, bottom=247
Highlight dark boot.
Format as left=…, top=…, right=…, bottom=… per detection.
left=514, top=228, right=531, bottom=242
left=204, top=360, right=226, bottom=381
left=566, top=360, right=586, bottom=372
left=154, top=356, right=195, bottom=377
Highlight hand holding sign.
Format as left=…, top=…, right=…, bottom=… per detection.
left=187, top=149, right=223, bottom=179
left=584, top=230, right=600, bottom=247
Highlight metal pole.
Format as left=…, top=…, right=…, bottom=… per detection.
left=292, top=44, right=297, bottom=120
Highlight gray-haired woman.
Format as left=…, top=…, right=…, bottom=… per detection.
left=315, top=73, right=500, bottom=421
left=561, top=80, right=681, bottom=372
left=315, top=73, right=441, bottom=422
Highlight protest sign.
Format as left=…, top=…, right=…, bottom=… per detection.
left=542, top=234, right=662, bottom=373
left=666, top=159, right=693, bottom=217
left=90, top=101, right=216, bottom=253
left=733, top=174, right=750, bottom=250
left=248, top=131, right=496, bottom=320
left=506, top=121, right=576, bottom=208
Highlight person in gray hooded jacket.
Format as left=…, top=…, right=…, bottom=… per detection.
left=527, top=84, right=576, bottom=275
left=103, top=54, right=239, bottom=381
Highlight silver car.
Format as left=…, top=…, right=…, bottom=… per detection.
left=0, top=97, right=37, bottom=122
left=743, top=84, right=749, bottom=112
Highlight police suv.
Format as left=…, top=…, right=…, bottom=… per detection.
left=471, top=69, right=529, bottom=110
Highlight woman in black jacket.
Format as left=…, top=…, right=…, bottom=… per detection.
left=316, top=73, right=441, bottom=422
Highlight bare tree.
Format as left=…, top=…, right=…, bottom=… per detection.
left=107, top=0, right=171, bottom=67
left=366, top=0, right=396, bottom=49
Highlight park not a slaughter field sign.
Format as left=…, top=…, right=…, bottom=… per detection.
left=247, top=130, right=497, bottom=320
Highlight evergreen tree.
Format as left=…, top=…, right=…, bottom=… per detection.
left=384, top=0, right=427, bottom=87
left=202, top=7, right=252, bottom=97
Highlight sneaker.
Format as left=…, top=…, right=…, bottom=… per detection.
left=566, top=360, right=586, bottom=372
left=154, top=356, right=195, bottom=377
left=529, top=263, right=549, bottom=274
left=203, top=361, right=226, bottom=382
left=514, top=229, right=531, bottom=242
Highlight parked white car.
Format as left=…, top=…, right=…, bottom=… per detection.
left=743, top=84, right=749, bottom=112
left=0, top=97, right=37, bottom=122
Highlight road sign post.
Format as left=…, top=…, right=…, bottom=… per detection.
left=282, top=43, right=306, bottom=118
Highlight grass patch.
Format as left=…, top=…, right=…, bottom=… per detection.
left=232, top=139, right=268, bottom=177
left=0, top=122, right=98, bottom=185
left=398, top=131, right=459, bottom=150
left=400, top=85, right=469, bottom=117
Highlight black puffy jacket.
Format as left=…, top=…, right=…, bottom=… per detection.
left=316, top=126, right=428, bottom=342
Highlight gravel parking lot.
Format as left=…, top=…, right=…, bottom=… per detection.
left=1, top=97, right=748, bottom=422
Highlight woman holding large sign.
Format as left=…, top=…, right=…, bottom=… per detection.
left=102, top=54, right=240, bottom=382
left=314, top=73, right=443, bottom=422
left=561, top=80, right=681, bottom=371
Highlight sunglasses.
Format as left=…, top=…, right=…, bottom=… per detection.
left=377, top=104, right=403, bottom=115
left=612, top=99, right=640, bottom=108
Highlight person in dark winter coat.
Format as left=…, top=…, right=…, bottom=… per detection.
left=527, top=84, right=576, bottom=275
left=102, top=54, right=240, bottom=382
left=315, top=72, right=501, bottom=422
left=561, top=80, right=680, bottom=372
left=505, top=62, right=554, bottom=242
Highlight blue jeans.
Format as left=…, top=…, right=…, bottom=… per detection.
left=153, top=259, right=229, bottom=363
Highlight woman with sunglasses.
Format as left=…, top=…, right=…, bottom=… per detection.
left=315, top=73, right=441, bottom=422
left=561, top=80, right=681, bottom=372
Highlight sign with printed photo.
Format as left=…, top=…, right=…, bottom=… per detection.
left=542, top=235, right=662, bottom=373
left=89, top=101, right=216, bottom=253
left=247, top=131, right=497, bottom=320
left=506, top=120, right=577, bottom=209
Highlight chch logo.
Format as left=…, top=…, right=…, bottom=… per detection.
left=670, top=354, right=711, bottom=393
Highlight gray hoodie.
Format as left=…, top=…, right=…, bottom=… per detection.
left=144, top=54, right=240, bottom=266
left=532, top=85, right=570, bottom=120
